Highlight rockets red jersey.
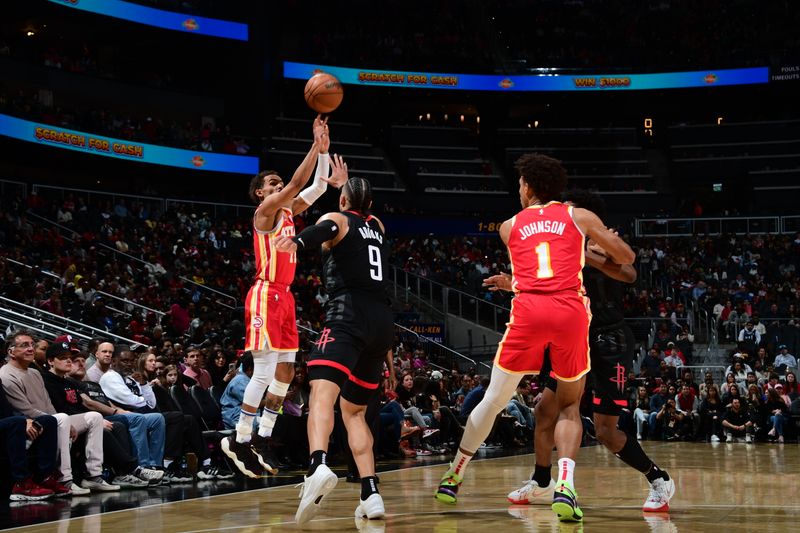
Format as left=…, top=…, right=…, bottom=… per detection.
left=253, top=206, right=296, bottom=284
left=508, top=202, right=585, bottom=294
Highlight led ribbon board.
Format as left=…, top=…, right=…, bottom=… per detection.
left=48, top=0, right=248, bottom=41
left=0, top=114, right=259, bottom=174
left=284, top=62, right=769, bottom=92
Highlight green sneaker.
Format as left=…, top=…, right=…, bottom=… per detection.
left=551, top=481, right=583, bottom=522
left=434, top=469, right=463, bottom=504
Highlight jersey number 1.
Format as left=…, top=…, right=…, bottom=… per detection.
left=368, top=245, right=383, bottom=281
left=535, top=242, right=554, bottom=278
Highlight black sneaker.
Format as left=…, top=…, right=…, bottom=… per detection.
left=163, top=461, right=193, bottom=484
left=197, top=465, right=235, bottom=480
left=250, top=434, right=279, bottom=475
left=221, top=436, right=263, bottom=478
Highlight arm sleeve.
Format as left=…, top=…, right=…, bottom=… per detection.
left=292, top=219, right=339, bottom=251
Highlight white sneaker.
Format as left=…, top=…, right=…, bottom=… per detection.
left=355, top=493, right=385, bottom=520
left=80, top=477, right=120, bottom=492
left=68, top=483, right=90, bottom=496
left=134, top=466, right=165, bottom=485
left=637, top=433, right=642, bottom=441
left=745, top=434, right=753, bottom=443
left=710, top=435, right=720, bottom=442
left=642, top=477, right=675, bottom=512
left=111, top=474, right=149, bottom=489
left=422, top=429, right=440, bottom=439
left=507, top=478, right=555, bottom=504
left=295, top=464, right=338, bottom=526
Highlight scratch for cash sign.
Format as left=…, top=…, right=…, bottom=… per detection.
left=0, top=114, right=258, bottom=174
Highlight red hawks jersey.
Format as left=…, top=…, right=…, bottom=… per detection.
left=253, top=206, right=296, bottom=284
left=508, top=201, right=585, bottom=294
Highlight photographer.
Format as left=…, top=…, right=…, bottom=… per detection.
left=656, top=398, right=686, bottom=441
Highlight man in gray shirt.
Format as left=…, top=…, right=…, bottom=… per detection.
left=1, top=331, right=119, bottom=494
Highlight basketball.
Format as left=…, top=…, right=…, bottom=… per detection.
left=304, top=72, right=344, bottom=113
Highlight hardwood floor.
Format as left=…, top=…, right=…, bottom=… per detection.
left=6, top=442, right=797, bottom=532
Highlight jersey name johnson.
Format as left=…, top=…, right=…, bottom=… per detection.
left=509, top=202, right=585, bottom=294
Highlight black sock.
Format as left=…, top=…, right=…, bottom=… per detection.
left=532, top=463, right=552, bottom=487
left=308, top=450, right=326, bottom=476
left=614, top=435, right=669, bottom=482
left=360, top=476, right=380, bottom=500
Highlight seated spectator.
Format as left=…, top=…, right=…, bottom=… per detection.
left=67, top=349, right=166, bottom=485
left=784, top=371, right=798, bottom=400
left=208, top=349, right=237, bottom=389
left=698, top=385, right=724, bottom=442
left=182, top=346, right=211, bottom=389
left=0, top=381, right=62, bottom=500
left=722, top=379, right=743, bottom=407
left=640, top=348, right=662, bottom=376
left=721, top=398, right=753, bottom=443
left=720, top=373, right=743, bottom=396
left=698, top=372, right=715, bottom=399
left=221, top=352, right=255, bottom=430
left=764, top=387, right=789, bottom=444
left=773, top=345, right=797, bottom=375
left=675, top=384, right=700, bottom=439
left=632, top=385, right=650, bottom=440
left=647, top=383, right=671, bottom=439
left=0, top=331, right=119, bottom=494
left=86, top=342, right=115, bottom=383
left=41, top=342, right=152, bottom=488
left=664, top=342, right=686, bottom=366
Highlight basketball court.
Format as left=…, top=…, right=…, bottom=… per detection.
left=5, top=442, right=794, bottom=532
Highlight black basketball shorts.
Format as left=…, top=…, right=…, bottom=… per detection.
left=307, top=293, right=394, bottom=405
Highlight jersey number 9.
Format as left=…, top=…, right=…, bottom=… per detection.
left=368, top=245, right=383, bottom=281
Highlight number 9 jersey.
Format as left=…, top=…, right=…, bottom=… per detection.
left=321, top=211, right=389, bottom=301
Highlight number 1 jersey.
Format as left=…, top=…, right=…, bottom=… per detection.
left=508, top=201, right=586, bottom=294
left=322, top=211, right=389, bottom=300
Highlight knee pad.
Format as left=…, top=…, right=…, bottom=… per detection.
left=267, top=379, right=290, bottom=398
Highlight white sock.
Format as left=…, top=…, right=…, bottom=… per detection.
left=236, top=409, right=258, bottom=443
left=257, top=408, right=279, bottom=438
left=557, top=458, right=576, bottom=486
left=450, top=450, right=473, bottom=478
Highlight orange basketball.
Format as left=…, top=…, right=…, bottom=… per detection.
left=304, top=73, right=343, bottom=114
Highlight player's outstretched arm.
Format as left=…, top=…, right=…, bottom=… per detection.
left=291, top=153, right=350, bottom=215
left=273, top=212, right=348, bottom=253
left=483, top=273, right=513, bottom=292
left=572, top=207, right=635, bottom=265
left=256, top=116, right=326, bottom=223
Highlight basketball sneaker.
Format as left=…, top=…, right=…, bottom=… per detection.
left=221, top=436, right=263, bottom=478
left=507, top=478, right=556, bottom=504
left=10, top=478, right=54, bottom=501
left=434, top=469, right=462, bottom=504
left=250, top=434, right=279, bottom=475
left=551, top=481, right=583, bottom=522
left=295, top=464, right=338, bottom=526
left=355, top=493, right=386, bottom=520
left=643, top=477, right=675, bottom=512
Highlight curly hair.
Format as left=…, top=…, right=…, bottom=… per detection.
left=514, top=153, right=568, bottom=204
left=248, top=170, right=281, bottom=205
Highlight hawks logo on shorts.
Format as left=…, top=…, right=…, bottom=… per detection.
left=252, top=317, right=263, bottom=329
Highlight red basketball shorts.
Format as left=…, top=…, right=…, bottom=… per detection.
left=245, top=280, right=298, bottom=352
left=494, top=291, right=591, bottom=381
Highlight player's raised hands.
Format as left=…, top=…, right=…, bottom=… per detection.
left=312, top=115, right=330, bottom=152
left=483, top=272, right=513, bottom=292
left=323, top=153, right=348, bottom=189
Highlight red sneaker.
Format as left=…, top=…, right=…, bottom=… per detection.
left=38, top=474, right=72, bottom=497
left=10, top=477, right=54, bottom=501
